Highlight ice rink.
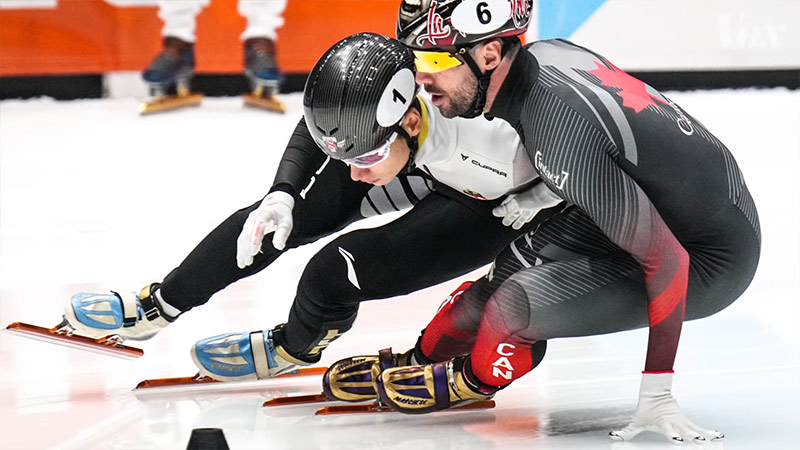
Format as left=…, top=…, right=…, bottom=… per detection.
left=1, top=89, right=798, bottom=449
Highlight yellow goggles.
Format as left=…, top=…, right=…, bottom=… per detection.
left=413, top=50, right=463, bottom=74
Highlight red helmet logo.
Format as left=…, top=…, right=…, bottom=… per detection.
left=417, top=0, right=452, bottom=46
left=322, top=136, right=346, bottom=153
left=509, top=0, right=531, bottom=29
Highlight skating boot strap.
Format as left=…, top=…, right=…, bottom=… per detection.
left=250, top=330, right=273, bottom=379
left=378, top=348, right=397, bottom=371
left=137, top=284, right=173, bottom=322
left=249, top=329, right=310, bottom=379
left=114, top=291, right=139, bottom=327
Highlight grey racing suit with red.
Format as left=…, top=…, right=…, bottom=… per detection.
left=418, top=39, right=760, bottom=387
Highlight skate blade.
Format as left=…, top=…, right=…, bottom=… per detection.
left=243, top=93, right=286, bottom=113
left=314, top=399, right=496, bottom=415
left=133, top=366, right=328, bottom=395
left=4, top=321, right=143, bottom=360
left=262, top=393, right=331, bottom=407
left=139, top=93, right=203, bottom=115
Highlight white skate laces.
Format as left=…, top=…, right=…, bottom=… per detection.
left=610, top=372, right=725, bottom=443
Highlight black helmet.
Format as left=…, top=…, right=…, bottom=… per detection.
left=303, top=33, right=418, bottom=161
left=397, top=0, right=532, bottom=50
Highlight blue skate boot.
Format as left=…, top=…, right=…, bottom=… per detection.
left=244, top=37, right=280, bottom=91
left=64, top=283, right=176, bottom=341
left=376, top=356, right=495, bottom=414
left=143, top=37, right=195, bottom=88
left=323, top=347, right=416, bottom=402
left=191, top=325, right=313, bottom=382
left=140, top=37, right=202, bottom=114
left=242, top=37, right=285, bottom=112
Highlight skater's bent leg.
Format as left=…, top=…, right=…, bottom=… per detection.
left=683, top=201, right=761, bottom=321
left=468, top=278, right=546, bottom=389
left=159, top=161, right=377, bottom=312
left=469, top=254, right=645, bottom=388
left=464, top=202, right=761, bottom=388
left=280, top=193, right=536, bottom=359
left=418, top=279, right=486, bottom=361
left=418, top=204, right=622, bottom=364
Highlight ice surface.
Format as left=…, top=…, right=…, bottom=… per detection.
left=1, top=90, right=798, bottom=449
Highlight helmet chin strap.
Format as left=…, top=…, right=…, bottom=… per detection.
left=457, top=47, right=494, bottom=119
left=394, top=124, right=419, bottom=172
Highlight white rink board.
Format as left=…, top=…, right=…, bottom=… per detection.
left=543, top=0, right=800, bottom=71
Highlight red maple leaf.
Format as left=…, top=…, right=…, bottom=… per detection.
left=589, top=61, right=665, bottom=114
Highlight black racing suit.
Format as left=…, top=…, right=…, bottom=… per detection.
left=157, top=118, right=562, bottom=360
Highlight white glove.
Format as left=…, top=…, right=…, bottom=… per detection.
left=492, top=182, right=563, bottom=230
left=236, top=191, right=294, bottom=269
left=610, top=372, right=724, bottom=444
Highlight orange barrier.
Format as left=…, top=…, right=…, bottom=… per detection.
left=0, top=0, right=399, bottom=76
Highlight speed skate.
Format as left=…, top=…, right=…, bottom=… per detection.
left=264, top=391, right=496, bottom=416
left=242, top=36, right=285, bottom=113
left=4, top=286, right=173, bottom=359
left=264, top=351, right=496, bottom=415
left=4, top=320, right=143, bottom=359
left=139, top=37, right=202, bottom=115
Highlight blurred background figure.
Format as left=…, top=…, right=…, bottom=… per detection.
left=141, top=0, right=287, bottom=114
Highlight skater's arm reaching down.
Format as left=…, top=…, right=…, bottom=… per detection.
left=546, top=137, right=688, bottom=373
left=270, top=117, right=328, bottom=198
left=236, top=118, right=328, bottom=267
